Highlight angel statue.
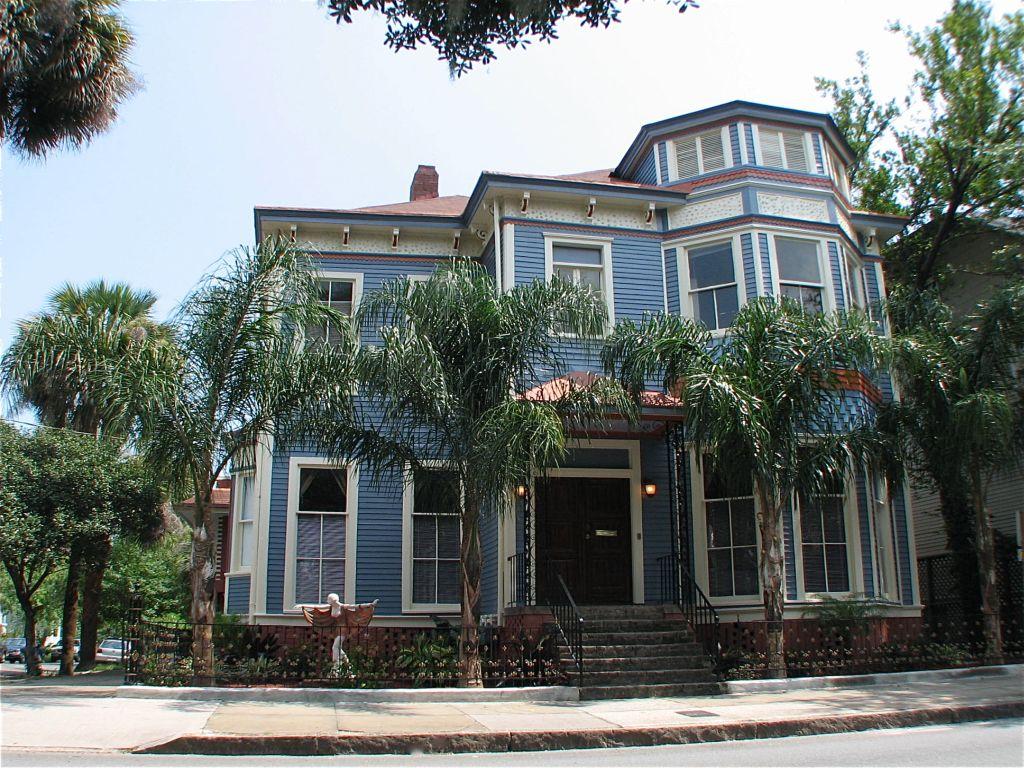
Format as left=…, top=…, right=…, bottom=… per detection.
left=302, top=594, right=378, bottom=665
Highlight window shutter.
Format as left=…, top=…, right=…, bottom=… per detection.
left=783, top=131, right=809, bottom=172
left=674, top=135, right=699, bottom=179
left=700, top=130, right=726, bottom=172
left=758, top=129, right=784, bottom=168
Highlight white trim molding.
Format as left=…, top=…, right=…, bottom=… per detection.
left=401, top=461, right=462, bottom=615
left=543, top=232, right=615, bottom=330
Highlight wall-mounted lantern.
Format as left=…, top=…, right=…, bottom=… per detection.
left=642, top=480, right=657, bottom=498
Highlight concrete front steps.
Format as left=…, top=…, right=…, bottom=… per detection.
left=556, top=605, right=723, bottom=700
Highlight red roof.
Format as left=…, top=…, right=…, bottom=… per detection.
left=519, top=371, right=681, bottom=410
left=180, top=478, right=232, bottom=510
left=350, top=195, right=470, bottom=217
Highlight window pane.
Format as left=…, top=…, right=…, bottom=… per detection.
left=799, top=499, right=823, bottom=543
left=437, top=561, right=460, bottom=604
left=706, top=500, right=731, bottom=548
left=734, top=546, right=759, bottom=595
left=731, top=499, right=756, bottom=546
left=700, top=130, right=726, bottom=172
left=317, top=281, right=331, bottom=302
left=703, top=459, right=752, bottom=498
left=781, top=284, right=823, bottom=314
left=821, top=500, right=846, bottom=542
left=552, top=245, right=602, bottom=266
left=695, top=290, right=718, bottom=329
left=708, top=549, right=734, bottom=597
left=307, top=323, right=327, bottom=344
left=330, top=281, right=353, bottom=303
left=413, top=560, right=436, bottom=603
left=437, top=516, right=461, bottom=559
left=322, top=515, right=346, bottom=557
left=299, top=468, right=346, bottom=512
left=775, top=238, right=821, bottom=282
left=413, top=515, right=437, bottom=558
left=414, top=470, right=459, bottom=516
left=688, top=242, right=735, bottom=288
left=238, top=521, right=254, bottom=567
left=296, top=514, right=321, bottom=558
left=759, top=130, right=784, bottom=168
left=825, top=545, right=850, bottom=592
left=674, top=135, right=699, bottom=178
left=577, top=267, right=603, bottom=294
left=782, top=131, right=808, bottom=172
left=239, top=477, right=256, bottom=521
left=714, top=286, right=739, bottom=328
left=321, top=559, right=345, bottom=598
left=802, top=545, right=827, bottom=592
left=296, top=559, right=320, bottom=604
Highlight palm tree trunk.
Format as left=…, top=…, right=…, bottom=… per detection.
left=972, top=485, right=1003, bottom=663
left=77, top=541, right=111, bottom=671
left=459, top=492, right=483, bottom=688
left=757, top=488, right=787, bottom=679
left=190, top=497, right=217, bottom=684
left=60, top=550, right=83, bottom=676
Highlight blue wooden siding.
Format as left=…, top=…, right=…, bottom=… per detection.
left=657, top=142, right=670, bottom=184
left=891, top=480, right=915, bottom=605
left=480, top=501, right=499, bottom=614
left=480, top=238, right=496, bottom=280
left=635, top=149, right=658, bottom=185
left=827, top=241, right=845, bottom=311
left=812, top=134, right=825, bottom=175
left=728, top=124, right=742, bottom=166
left=641, top=438, right=673, bottom=604
left=740, top=233, right=757, bottom=300
left=225, top=574, right=250, bottom=615
left=664, top=248, right=680, bottom=314
left=782, top=501, right=798, bottom=599
left=855, top=464, right=875, bottom=598
left=757, top=233, right=774, bottom=295
left=743, top=124, right=756, bottom=163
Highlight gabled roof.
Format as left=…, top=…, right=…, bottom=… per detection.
left=614, top=100, right=856, bottom=180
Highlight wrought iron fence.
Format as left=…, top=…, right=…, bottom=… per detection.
left=507, top=552, right=528, bottom=607
left=125, top=606, right=565, bottom=688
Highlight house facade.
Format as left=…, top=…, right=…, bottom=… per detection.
left=225, top=101, right=920, bottom=629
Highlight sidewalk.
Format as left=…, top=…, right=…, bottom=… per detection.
left=2, top=666, right=1021, bottom=755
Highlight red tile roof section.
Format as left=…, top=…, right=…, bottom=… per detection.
left=181, top=478, right=233, bottom=510
left=350, top=195, right=470, bottom=217
left=519, top=371, right=681, bottom=410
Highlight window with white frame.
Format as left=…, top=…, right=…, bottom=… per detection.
left=869, top=468, right=900, bottom=601
left=775, top=236, right=825, bottom=314
left=295, top=467, right=347, bottom=604
left=673, top=129, right=728, bottom=179
left=233, top=474, right=257, bottom=569
left=828, top=148, right=851, bottom=198
left=551, top=243, right=610, bottom=328
left=841, top=249, right=867, bottom=313
left=798, top=470, right=850, bottom=594
left=410, top=468, right=461, bottom=606
left=308, top=278, right=355, bottom=346
left=686, top=240, right=739, bottom=331
left=702, top=459, right=758, bottom=598
left=757, top=128, right=810, bottom=173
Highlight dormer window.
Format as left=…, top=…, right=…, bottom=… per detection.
left=673, top=128, right=729, bottom=179
left=757, top=128, right=810, bottom=173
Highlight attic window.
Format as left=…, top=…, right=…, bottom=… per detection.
left=673, top=128, right=728, bottom=180
left=757, top=128, right=810, bottom=173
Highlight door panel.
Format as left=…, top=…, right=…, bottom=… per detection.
left=535, top=477, right=632, bottom=604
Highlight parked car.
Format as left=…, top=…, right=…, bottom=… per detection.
left=95, top=638, right=126, bottom=663
left=4, top=638, right=26, bottom=663
left=46, top=640, right=80, bottom=663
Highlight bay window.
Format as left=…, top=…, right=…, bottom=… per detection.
left=775, top=237, right=825, bottom=314
left=798, top=471, right=850, bottom=594
left=685, top=240, right=739, bottom=331
left=673, top=128, right=728, bottom=179
left=757, top=128, right=810, bottom=172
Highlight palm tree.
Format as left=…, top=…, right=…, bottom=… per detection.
left=603, top=298, right=878, bottom=678
left=342, top=259, right=632, bottom=685
left=142, top=236, right=360, bottom=682
left=1, top=280, right=176, bottom=673
left=1, top=0, right=139, bottom=157
left=880, top=281, right=1024, bottom=661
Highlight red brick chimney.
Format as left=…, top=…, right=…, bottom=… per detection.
left=410, top=165, right=439, bottom=201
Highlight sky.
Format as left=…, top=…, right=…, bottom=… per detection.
left=1, top=0, right=1019, bottom=353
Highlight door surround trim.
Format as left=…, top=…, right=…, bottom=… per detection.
left=533, top=439, right=644, bottom=604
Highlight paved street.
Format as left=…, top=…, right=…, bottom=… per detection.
left=2, top=720, right=1022, bottom=767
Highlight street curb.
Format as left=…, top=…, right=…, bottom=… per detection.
left=135, top=701, right=1024, bottom=756
left=723, top=663, right=1024, bottom=694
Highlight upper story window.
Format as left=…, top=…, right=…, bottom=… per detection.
left=673, top=128, right=729, bottom=179
left=685, top=240, right=739, bottom=331
left=703, top=459, right=758, bottom=598
left=295, top=467, right=347, bottom=604
left=547, top=237, right=614, bottom=329
left=308, top=275, right=360, bottom=346
left=828, top=148, right=851, bottom=198
left=841, top=250, right=867, bottom=313
left=757, top=128, right=810, bottom=173
left=775, top=236, right=825, bottom=314
left=233, top=474, right=257, bottom=570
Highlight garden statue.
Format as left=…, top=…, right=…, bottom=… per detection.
left=301, top=594, right=378, bottom=665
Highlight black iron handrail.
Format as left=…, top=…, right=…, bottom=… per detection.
left=543, top=567, right=584, bottom=678
left=658, top=553, right=721, bottom=667
left=507, top=552, right=527, bottom=607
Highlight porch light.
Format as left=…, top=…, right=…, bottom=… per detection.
left=516, top=484, right=528, bottom=498
left=642, top=480, right=657, bottom=498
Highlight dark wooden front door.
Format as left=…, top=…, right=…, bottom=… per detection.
left=535, top=477, right=632, bottom=604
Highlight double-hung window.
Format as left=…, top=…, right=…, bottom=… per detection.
left=686, top=240, right=739, bottom=331
left=757, top=128, right=810, bottom=172
left=308, top=278, right=355, bottom=346
left=674, top=129, right=728, bottom=179
left=841, top=250, right=867, bottom=314
left=775, top=237, right=825, bottom=314
left=829, top=148, right=851, bottom=197
left=551, top=243, right=610, bottom=329
left=295, top=467, right=347, bottom=604
left=702, top=460, right=758, bottom=598
left=409, top=468, right=461, bottom=607
left=233, top=474, right=257, bottom=569
left=798, top=471, right=850, bottom=594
